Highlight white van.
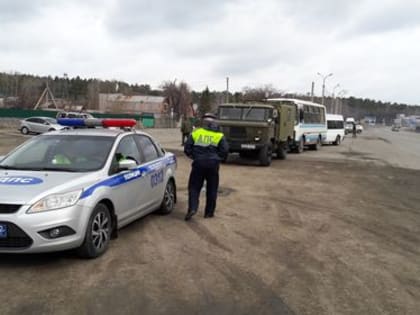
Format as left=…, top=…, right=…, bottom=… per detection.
left=323, top=114, right=345, bottom=145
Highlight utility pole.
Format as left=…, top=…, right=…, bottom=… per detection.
left=226, top=77, right=229, bottom=103
left=310, top=81, right=314, bottom=102
left=317, top=72, right=333, bottom=106
left=13, top=71, right=20, bottom=97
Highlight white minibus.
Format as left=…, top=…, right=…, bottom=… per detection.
left=324, top=114, right=345, bottom=145
left=267, top=98, right=327, bottom=152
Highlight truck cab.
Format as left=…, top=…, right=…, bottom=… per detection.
left=217, top=103, right=295, bottom=166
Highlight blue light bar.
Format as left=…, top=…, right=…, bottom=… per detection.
left=57, top=118, right=137, bottom=128
left=57, top=118, right=86, bottom=127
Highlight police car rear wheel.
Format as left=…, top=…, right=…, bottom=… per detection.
left=77, top=203, right=112, bottom=258
left=158, top=180, right=175, bottom=215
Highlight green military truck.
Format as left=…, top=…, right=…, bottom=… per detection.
left=217, top=102, right=295, bottom=166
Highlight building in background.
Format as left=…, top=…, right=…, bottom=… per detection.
left=98, top=93, right=167, bottom=117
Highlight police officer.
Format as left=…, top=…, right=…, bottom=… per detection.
left=184, top=113, right=229, bottom=221
left=180, top=114, right=193, bottom=146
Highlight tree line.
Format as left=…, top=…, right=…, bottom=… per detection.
left=1, top=72, right=419, bottom=123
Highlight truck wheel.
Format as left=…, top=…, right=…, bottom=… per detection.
left=276, top=145, right=287, bottom=160
left=310, top=137, right=321, bottom=150
left=259, top=144, right=272, bottom=166
left=77, top=203, right=112, bottom=258
left=294, top=138, right=304, bottom=153
left=333, top=135, right=341, bottom=145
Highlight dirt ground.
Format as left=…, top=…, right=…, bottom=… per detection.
left=0, top=128, right=419, bottom=315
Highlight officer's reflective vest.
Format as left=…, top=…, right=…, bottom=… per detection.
left=52, top=154, right=71, bottom=165
left=192, top=128, right=224, bottom=147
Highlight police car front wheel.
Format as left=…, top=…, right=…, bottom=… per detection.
left=158, top=180, right=176, bottom=215
left=77, top=203, right=112, bottom=258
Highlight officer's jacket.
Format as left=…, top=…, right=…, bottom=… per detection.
left=184, top=124, right=229, bottom=161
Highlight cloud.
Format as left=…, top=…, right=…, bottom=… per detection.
left=0, top=0, right=48, bottom=24
left=106, top=0, right=235, bottom=36
left=344, top=0, right=420, bottom=36
left=0, top=0, right=420, bottom=104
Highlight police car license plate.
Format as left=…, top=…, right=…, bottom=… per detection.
left=0, top=224, right=7, bottom=238
left=241, top=144, right=256, bottom=149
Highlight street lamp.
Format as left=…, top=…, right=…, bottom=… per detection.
left=336, top=89, right=347, bottom=114
left=317, top=72, right=333, bottom=105
left=332, top=84, right=340, bottom=114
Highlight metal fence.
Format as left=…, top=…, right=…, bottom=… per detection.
left=0, top=108, right=179, bottom=129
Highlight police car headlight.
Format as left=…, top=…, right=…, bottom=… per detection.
left=254, top=136, right=261, bottom=142
left=27, top=190, right=82, bottom=214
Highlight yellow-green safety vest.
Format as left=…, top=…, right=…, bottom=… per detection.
left=52, top=154, right=71, bottom=165
left=192, top=128, right=224, bottom=147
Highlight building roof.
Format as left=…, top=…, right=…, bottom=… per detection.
left=99, top=93, right=164, bottom=103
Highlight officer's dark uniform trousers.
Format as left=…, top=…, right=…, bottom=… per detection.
left=184, top=126, right=228, bottom=217
left=188, top=159, right=219, bottom=216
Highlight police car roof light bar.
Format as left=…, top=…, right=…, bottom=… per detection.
left=57, top=118, right=86, bottom=127
left=102, top=119, right=137, bottom=128
left=58, top=118, right=137, bottom=128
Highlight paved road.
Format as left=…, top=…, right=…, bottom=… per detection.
left=2, top=126, right=419, bottom=171
left=296, top=127, right=420, bottom=170
left=0, top=126, right=419, bottom=315
left=143, top=126, right=420, bottom=170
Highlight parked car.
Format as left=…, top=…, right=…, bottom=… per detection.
left=391, top=125, right=401, bottom=132
left=56, top=111, right=94, bottom=119
left=345, top=121, right=363, bottom=134
left=19, top=117, right=64, bottom=135
left=0, top=118, right=177, bottom=258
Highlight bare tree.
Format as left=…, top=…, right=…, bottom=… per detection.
left=161, top=80, right=192, bottom=118
left=242, top=84, right=279, bottom=101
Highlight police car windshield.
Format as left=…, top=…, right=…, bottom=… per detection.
left=0, top=135, right=115, bottom=172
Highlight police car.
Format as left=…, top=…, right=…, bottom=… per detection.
left=0, top=118, right=177, bottom=258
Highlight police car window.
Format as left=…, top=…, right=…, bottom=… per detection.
left=6, top=138, right=50, bottom=165
left=115, top=136, right=141, bottom=164
left=0, top=135, right=114, bottom=172
left=135, top=135, right=159, bottom=162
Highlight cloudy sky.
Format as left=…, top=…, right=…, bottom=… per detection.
left=1, top=0, right=419, bottom=104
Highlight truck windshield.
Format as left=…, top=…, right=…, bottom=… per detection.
left=218, top=107, right=271, bottom=121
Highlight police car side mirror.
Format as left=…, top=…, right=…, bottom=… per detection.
left=118, top=159, right=137, bottom=172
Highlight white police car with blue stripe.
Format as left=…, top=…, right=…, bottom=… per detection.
left=0, top=118, right=177, bottom=258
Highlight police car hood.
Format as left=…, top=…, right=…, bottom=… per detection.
left=0, top=170, right=99, bottom=204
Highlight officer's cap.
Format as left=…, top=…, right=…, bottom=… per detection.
left=202, top=112, right=217, bottom=120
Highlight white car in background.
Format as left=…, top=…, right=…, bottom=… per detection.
left=19, top=117, right=64, bottom=135
left=323, top=114, right=345, bottom=145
